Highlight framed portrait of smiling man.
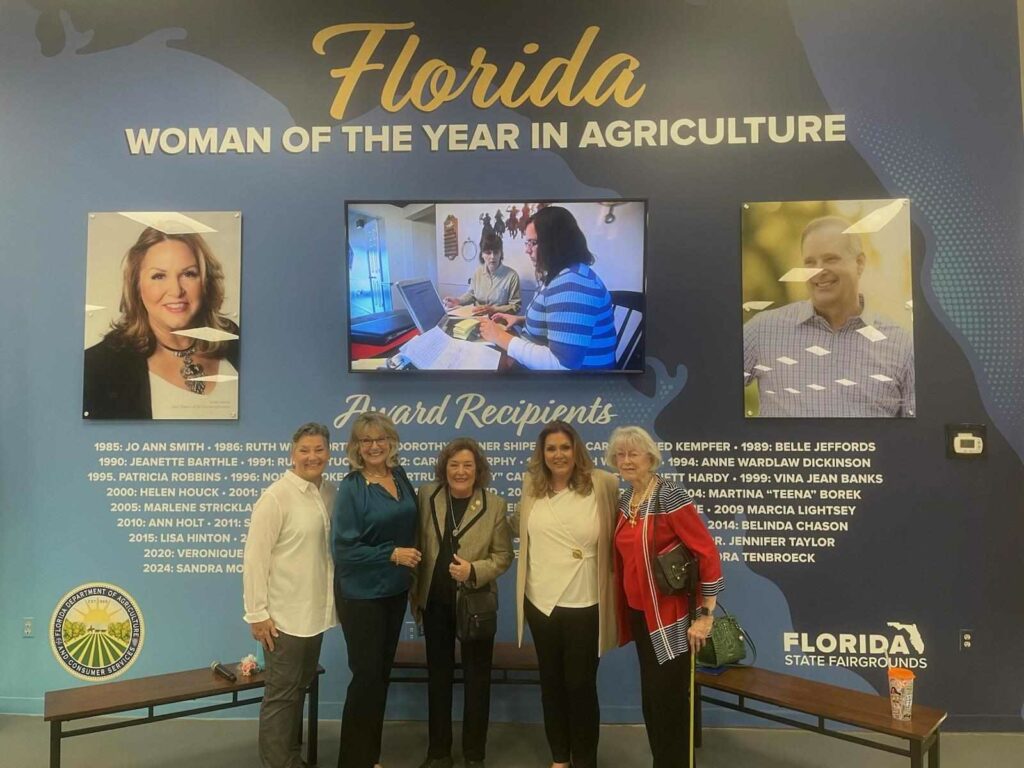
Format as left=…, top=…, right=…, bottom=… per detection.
left=83, top=211, right=242, bottom=420
left=741, top=199, right=914, bottom=418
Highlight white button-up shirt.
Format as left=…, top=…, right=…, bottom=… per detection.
left=243, top=470, right=337, bottom=637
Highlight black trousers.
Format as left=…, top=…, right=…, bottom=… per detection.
left=336, top=591, right=408, bottom=768
left=629, top=609, right=693, bottom=768
left=525, top=599, right=600, bottom=768
left=423, top=598, right=495, bottom=761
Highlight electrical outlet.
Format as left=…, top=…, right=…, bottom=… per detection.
left=22, top=618, right=34, bottom=638
left=959, top=629, right=974, bottom=651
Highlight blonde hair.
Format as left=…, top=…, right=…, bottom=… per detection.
left=605, top=426, right=662, bottom=472
left=526, top=420, right=594, bottom=497
left=345, top=412, right=401, bottom=470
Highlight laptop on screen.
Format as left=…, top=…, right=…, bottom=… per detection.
left=395, top=278, right=448, bottom=332
left=349, top=310, right=415, bottom=345
left=391, top=278, right=507, bottom=371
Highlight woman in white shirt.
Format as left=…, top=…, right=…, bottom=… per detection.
left=514, top=421, right=619, bottom=768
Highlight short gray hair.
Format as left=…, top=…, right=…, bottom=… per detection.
left=800, top=216, right=863, bottom=258
left=292, top=422, right=330, bottom=445
left=606, top=425, right=662, bottom=472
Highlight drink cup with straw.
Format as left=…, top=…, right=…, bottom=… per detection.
left=888, top=665, right=915, bottom=720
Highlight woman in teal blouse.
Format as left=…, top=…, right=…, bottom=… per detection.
left=333, top=412, right=420, bottom=768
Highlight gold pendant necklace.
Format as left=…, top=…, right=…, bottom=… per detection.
left=627, top=476, right=655, bottom=527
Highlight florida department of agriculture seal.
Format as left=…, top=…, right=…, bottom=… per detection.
left=50, top=583, right=144, bottom=681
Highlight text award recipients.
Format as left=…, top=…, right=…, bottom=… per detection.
left=243, top=423, right=336, bottom=768
left=83, top=227, right=239, bottom=419
left=332, top=413, right=420, bottom=768
left=412, top=438, right=514, bottom=768
left=743, top=216, right=915, bottom=417
left=514, top=421, right=619, bottom=768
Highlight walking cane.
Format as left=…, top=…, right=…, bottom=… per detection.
left=689, top=644, right=696, bottom=768
left=688, top=567, right=699, bottom=768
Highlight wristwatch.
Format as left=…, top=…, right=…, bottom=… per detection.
left=695, top=606, right=712, bottom=619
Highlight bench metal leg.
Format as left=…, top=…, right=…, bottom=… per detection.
left=50, top=721, right=61, bottom=768
left=307, top=672, right=320, bottom=766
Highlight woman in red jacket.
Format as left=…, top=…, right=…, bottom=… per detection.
left=607, top=426, right=724, bottom=768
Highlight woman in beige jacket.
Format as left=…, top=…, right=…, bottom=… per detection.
left=514, top=421, right=619, bottom=768
left=413, top=438, right=514, bottom=768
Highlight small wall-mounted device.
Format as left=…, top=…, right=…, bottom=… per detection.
left=945, top=424, right=986, bottom=459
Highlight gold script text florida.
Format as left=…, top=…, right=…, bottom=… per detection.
left=312, top=23, right=645, bottom=120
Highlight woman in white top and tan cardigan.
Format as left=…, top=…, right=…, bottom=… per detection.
left=514, top=420, right=618, bottom=768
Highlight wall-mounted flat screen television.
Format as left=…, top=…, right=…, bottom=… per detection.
left=346, top=199, right=647, bottom=373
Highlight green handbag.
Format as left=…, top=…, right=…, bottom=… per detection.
left=696, top=604, right=757, bottom=668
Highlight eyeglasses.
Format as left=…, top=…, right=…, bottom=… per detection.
left=358, top=437, right=389, bottom=447
left=524, top=238, right=538, bottom=248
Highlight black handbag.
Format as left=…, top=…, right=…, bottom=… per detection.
left=430, top=486, right=498, bottom=642
left=456, top=584, right=498, bottom=642
left=648, top=487, right=698, bottom=596
left=653, top=540, right=698, bottom=595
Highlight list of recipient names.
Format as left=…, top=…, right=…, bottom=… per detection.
left=664, top=440, right=879, bottom=566
left=90, top=438, right=882, bottom=575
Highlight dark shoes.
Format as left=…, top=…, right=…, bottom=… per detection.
left=417, top=755, right=485, bottom=768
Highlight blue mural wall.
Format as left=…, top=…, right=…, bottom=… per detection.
left=1, top=0, right=1022, bottom=731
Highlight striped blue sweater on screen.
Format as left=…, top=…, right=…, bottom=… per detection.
left=524, top=263, right=616, bottom=369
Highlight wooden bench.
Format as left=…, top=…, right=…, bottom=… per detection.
left=391, top=644, right=948, bottom=766
left=695, top=666, right=946, bottom=768
left=43, top=664, right=324, bottom=768
left=391, top=641, right=540, bottom=685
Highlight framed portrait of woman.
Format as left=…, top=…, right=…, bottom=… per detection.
left=82, top=211, right=242, bottom=420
